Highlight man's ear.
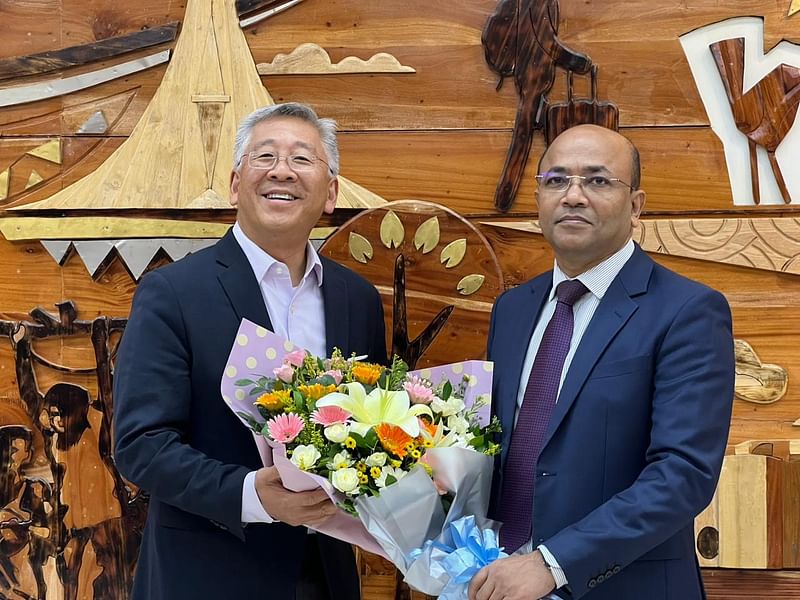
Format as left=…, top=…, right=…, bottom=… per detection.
left=630, top=189, right=646, bottom=228
left=229, top=169, right=240, bottom=208
left=324, top=177, right=338, bottom=215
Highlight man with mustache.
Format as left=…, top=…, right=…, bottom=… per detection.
left=114, top=103, right=386, bottom=600
left=470, top=125, right=734, bottom=600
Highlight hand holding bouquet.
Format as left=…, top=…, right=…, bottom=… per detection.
left=222, top=319, right=504, bottom=597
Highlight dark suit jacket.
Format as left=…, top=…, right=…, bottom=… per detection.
left=113, top=230, right=386, bottom=600
left=487, top=245, right=734, bottom=600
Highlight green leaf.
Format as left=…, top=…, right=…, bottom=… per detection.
left=441, top=380, right=452, bottom=401
left=293, top=390, right=305, bottom=411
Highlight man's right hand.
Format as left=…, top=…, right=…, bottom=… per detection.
left=254, top=466, right=338, bottom=527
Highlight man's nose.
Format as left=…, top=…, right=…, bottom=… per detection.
left=563, top=177, right=588, bottom=204
left=267, top=157, right=297, bottom=180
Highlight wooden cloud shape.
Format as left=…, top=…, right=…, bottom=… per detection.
left=257, top=43, right=415, bottom=75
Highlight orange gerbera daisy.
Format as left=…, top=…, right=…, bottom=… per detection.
left=351, top=363, right=382, bottom=386
left=298, top=383, right=337, bottom=400
left=376, top=423, right=414, bottom=458
left=255, top=389, right=291, bottom=411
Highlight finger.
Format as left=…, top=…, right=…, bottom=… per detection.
left=468, top=566, right=489, bottom=600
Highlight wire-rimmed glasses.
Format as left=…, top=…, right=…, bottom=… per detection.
left=247, top=151, right=329, bottom=172
left=535, top=173, right=633, bottom=196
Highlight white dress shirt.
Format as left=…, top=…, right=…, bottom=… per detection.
left=232, top=223, right=328, bottom=524
left=514, top=239, right=635, bottom=589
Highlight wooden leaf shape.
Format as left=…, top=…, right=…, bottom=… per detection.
left=440, top=238, right=467, bottom=268
left=457, top=274, right=485, bottom=296
left=413, top=216, right=440, bottom=254
left=348, top=232, right=373, bottom=263
left=380, top=210, right=405, bottom=248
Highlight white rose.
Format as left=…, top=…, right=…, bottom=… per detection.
left=365, top=452, right=388, bottom=467
left=446, top=414, right=470, bottom=435
left=331, top=467, right=360, bottom=494
left=431, top=395, right=465, bottom=417
left=327, top=451, right=353, bottom=470
left=324, top=423, right=350, bottom=443
left=290, top=444, right=321, bottom=471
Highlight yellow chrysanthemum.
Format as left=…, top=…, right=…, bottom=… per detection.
left=351, top=363, right=383, bottom=385
left=298, top=383, right=338, bottom=400
left=345, top=437, right=357, bottom=449
left=255, top=389, right=291, bottom=411
left=358, top=473, right=369, bottom=484
left=410, top=449, right=421, bottom=459
left=356, top=462, right=367, bottom=472
left=370, top=466, right=382, bottom=479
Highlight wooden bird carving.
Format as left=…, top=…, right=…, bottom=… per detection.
left=711, top=37, right=800, bottom=204
left=482, top=0, right=592, bottom=212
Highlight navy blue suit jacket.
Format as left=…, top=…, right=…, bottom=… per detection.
left=487, top=245, right=734, bottom=600
left=113, top=230, right=386, bottom=600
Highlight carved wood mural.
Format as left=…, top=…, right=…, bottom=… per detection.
left=0, top=302, right=142, bottom=600
left=0, top=0, right=799, bottom=598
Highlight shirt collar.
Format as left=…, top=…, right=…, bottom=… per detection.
left=549, top=238, right=635, bottom=301
left=232, top=222, right=323, bottom=287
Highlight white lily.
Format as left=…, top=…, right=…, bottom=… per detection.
left=316, top=382, right=432, bottom=437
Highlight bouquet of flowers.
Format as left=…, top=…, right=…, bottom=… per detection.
left=222, top=319, right=505, bottom=597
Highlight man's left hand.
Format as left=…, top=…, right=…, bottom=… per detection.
left=467, top=550, right=556, bottom=600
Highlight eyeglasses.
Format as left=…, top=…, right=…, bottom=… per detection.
left=535, top=173, right=634, bottom=196
left=247, top=151, right=329, bottom=172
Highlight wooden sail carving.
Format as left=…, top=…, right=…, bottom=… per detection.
left=11, top=0, right=385, bottom=222
left=710, top=37, right=800, bottom=204
left=482, top=0, right=591, bottom=212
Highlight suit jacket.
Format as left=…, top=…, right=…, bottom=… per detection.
left=113, top=230, right=386, bottom=600
left=487, top=245, right=734, bottom=600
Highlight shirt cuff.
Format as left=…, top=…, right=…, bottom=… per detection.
left=538, top=544, right=568, bottom=589
left=241, top=471, right=276, bottom=523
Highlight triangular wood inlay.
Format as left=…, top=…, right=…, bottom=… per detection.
left=26, top=139, right=62, bottom=164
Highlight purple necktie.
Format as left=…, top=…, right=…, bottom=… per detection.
left=497, top=279, right=589, bottom=553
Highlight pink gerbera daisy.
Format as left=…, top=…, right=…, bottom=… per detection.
left=310, top=405, right=351, bottom=426
left=267, top=413, right=305, bottom=443
left=403, top=376, right=434, bottom=405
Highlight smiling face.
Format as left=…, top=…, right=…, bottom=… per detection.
left=229, top=116, right=338, bottom=254
left=536, top=125, right=646, bottom=277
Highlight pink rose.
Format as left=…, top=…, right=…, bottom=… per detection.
left=285, top=349, right=306, bottom=368
left=324, top=369, right=343, bottom=385
left=273, top=363, right=294, bottom=383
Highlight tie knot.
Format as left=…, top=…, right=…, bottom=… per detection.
left=556, top=279, right=588, bottom=307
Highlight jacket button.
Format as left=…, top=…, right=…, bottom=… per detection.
left=588, top=579, right=597, bottom=589
left=597, top=574, right=605, bottom=584
left=605, top=569, right=613, bottom=578
left=613, top=565, right=621, bottom=574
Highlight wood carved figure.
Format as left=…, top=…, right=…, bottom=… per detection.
left=482, top=0, right=591, bottom=211
left=711, top=37, right=800, bottom=204
left=0, top=304, right=138, bottom=600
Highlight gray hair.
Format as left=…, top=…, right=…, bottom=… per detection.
left=232, top=102, right=339, bottom=177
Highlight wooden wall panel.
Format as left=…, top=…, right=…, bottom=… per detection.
left=0, top=0, right=798, bottom=598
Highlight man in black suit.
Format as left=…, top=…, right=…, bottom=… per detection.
left=113, top=102, right=386, bottom=600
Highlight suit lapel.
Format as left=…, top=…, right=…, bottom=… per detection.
left=542, top=246, right=653, bottom=448
left=215, top=230, right=272, bottom=331
left=498, top=277, right=551, bottom=454
left=321, top=257, right=349, bottom=355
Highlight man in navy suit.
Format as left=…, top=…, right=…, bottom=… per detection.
left=469, top=125, right=734, bottom=600
left=113, top=103, right=386, bottom=600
